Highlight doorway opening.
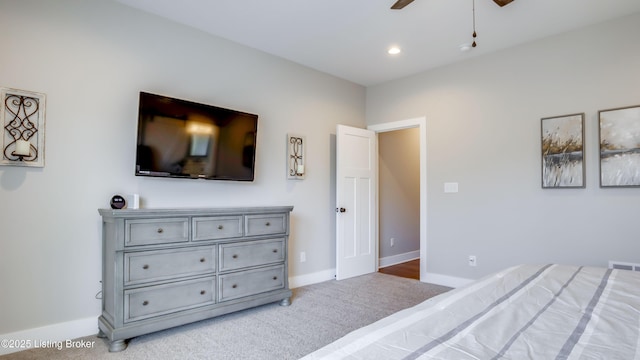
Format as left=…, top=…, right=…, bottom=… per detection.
left=377, top=127, right=420, bottom=280
left=368, top=117, right=427, bottom=282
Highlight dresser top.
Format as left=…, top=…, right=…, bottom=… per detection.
left=98, top=206, right=294, bottom=218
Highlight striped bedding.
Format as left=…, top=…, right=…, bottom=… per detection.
left=302, top=264, right=640, bottom=359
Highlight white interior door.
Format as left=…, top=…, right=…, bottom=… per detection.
left=336, top=124, right=377, bottom=280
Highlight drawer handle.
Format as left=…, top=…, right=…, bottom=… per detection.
left=232, top=284, right=238, bottom=289
left=142, top=264, right=149, bottom=270
left=232, top=254, right=238, bottom=259
left=265, top=222, right=271, bottom=226
left=218, top=225, right=224, bottom=230
left=142, top=300, right=149, bottom=306
left=272, top=276, right=278, bottom=281
left=157, top=228, right=164, bottom=234
left=200, top=290, right=206, bottom=295
left=200, top=258, right=206, bottom=263
left=272, top=249, right=278, bottom=253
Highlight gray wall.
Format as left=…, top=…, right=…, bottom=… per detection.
left=0, top=0, right=365, bottom=336
left=367, top=13, right=640, bottom=281
left=3, top=0, right=639, bottom=344
left=378, top=128, right=420, bottom=260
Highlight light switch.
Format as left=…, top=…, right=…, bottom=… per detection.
left=444, top=182, right=459, bottom=193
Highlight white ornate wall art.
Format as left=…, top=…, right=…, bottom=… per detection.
left=1, top=88, right=46, bottom=167
left=287, top=133, right=305, bottom=180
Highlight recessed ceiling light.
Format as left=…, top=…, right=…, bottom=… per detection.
left=387, top=46, right=401, bottom=55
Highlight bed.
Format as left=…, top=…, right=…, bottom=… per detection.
left=301, top=264, right=640, bottom=359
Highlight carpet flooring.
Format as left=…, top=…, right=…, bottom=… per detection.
left=1, top=272, right=450, bottom=360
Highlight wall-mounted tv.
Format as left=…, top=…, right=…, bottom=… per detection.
left=135, top=92, right=258, bottom=181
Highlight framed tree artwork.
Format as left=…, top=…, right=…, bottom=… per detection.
left=599, top=105, right=640, bottom=187
left=541, top=113, right=585, bottom=188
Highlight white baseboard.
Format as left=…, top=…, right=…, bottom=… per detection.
left=378, top=250, right=420, bottom=268
left=289, top=268, right=336, bottom=289
left=422, top=272, right=473, bottom=288
left=0, top=316, right=98, bottom=355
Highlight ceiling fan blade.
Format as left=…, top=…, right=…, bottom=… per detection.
left=493, top=0, right=514, bottom=6
left=391, top=0, right=414, bottom=10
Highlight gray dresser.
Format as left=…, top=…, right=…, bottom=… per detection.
left=97, top=206, right=293, bottom=352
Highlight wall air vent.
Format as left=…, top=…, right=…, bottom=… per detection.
left=608, top=261, right=640, bottom=272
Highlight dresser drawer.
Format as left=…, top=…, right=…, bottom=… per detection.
left=124, top=246, right=216, bottom=286
left=192, top=216, right=243, bottom=241
left=218, top=266, right=284, bottom=302
left=244, top=214, right=287, bottom=236
left=125, top=218, right=189, bottom=246
left=219, top=238, right=285, bottom=272
left=124, top=277, right=215, bottom=323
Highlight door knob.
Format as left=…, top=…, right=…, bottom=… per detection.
left=336, top=207, right=346, bottom=213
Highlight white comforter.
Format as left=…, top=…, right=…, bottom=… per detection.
left=302, top=264, right=640, bottom=359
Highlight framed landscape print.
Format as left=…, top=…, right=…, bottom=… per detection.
left=541, top=113, right=585, bottom=188
left=599, top=105, right=640, bottom=187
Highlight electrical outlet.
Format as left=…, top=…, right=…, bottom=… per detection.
left=468, top=255, right=477, bottom=267
left=300, top=251, right=306, bottom=263
left=390, top=238, right=395, bottom=247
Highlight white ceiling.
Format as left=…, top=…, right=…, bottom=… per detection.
left=114, top=0, right=640, bottom=86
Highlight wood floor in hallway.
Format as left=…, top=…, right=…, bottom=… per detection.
left=378, top=259, right=420, bottom=280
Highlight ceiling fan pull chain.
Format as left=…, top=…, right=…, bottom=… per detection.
left=472, top=0, right=478, bottom=47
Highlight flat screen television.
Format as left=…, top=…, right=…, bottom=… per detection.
left=135, top=92, right=258, bottom=181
